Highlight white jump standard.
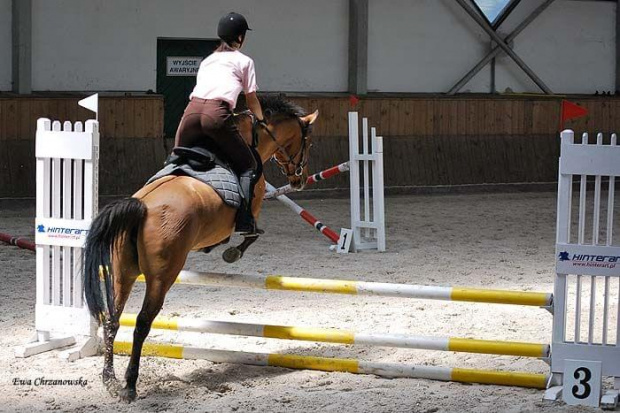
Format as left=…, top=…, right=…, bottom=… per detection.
left=348, top=112, right=385, bottom=252
left=544, top=131, right=620, bottom=408
left=15, top=118, right=100, bottom=361
left=264, top=112, right=385, bottom=252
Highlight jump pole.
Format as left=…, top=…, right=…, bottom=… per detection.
left=120, top=313, right=549, bottom=358
left=113, top=341, right=549, bottom=389
left=265, top=182, right=341, bottom=244
left=0, top=232, right=35, bottom=251
left=136, top=272, right=553, bottom=308
left=264, top=162, right=350, bottom=199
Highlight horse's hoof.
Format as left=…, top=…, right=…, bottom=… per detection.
left=199, top=246, right=214, bottom=254
left=222, top=247, right=242, bottom=263
left=103, top=377, right=121, bottom=397
left=118, top=387, right=137, bottom=403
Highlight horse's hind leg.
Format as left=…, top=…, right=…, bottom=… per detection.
left=118, top=235, right=187, bottom=403
left=118, top=271, right=178, bottom=402
left=103, top=240, right=141, bottom=396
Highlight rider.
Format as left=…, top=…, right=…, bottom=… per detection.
left=174, top=12, right=264, bottom=235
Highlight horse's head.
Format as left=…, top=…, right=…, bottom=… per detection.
left=243, top=96, right=319, bottom=190
left=263, top=110, right=318, bottom=190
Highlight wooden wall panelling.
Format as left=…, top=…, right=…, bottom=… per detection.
left=445, top=101, right=460, bottom=184
left=378, top=99, right=390, bottom=135
left=408, top=136, right=423, bottom=186
left=0, top=140, right=12, bottom=195
left=7, top=139, right=34, bottom=196
left=153, top=99, right=165, bottom=139
left=4, top=100, right=18, bottom=140
left=18, top=99, right=32, bottom=140
left=0, top=100, right=7, bottom=140
left=31, top=99, right=50, bottom=132
left=392, top=98, right=404, bottom=137
left=133, top=99, right=148, bottom=139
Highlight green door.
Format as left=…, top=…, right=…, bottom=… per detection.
left=156, top=38, right=219, bottom=143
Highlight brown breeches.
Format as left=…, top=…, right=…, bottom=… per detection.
left=174, top=98, right=257, bottom=173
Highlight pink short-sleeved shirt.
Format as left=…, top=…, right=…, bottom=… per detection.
left=190, top=50, right=258, bottom=109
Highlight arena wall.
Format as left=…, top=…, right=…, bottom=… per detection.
left=0, top=1, right=614, bottom=93
left=29, top=0, right=348, bottom=92
left=2, top=94, right=617, bottom=197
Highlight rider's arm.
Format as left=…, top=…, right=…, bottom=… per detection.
left=246, top=92, right=264, bottom=122
left=242, top=57, right=264, bottom=122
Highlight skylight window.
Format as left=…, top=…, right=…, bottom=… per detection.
left=473, top=0, right=514, bottom=25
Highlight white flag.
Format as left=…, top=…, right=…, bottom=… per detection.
left=78, top=93, right=99, bottom=115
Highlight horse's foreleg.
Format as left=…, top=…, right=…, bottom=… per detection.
left=222, top=233, right=260, bottom=263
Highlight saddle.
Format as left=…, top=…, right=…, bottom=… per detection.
left=146, top=146, right=249, bottom=209
left=166, top=146, right=221, bottom=171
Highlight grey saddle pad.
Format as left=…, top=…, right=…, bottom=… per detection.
left=146, top=163, right=242, bottom=209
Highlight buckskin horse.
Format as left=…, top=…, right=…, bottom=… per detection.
left=82, top=95, right=318, bottom=402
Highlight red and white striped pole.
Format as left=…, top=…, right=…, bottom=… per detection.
left=264, top=162, right=350, bottom=199
left=0, top=232, right=35, bottom=251
left=265, top=182, right=340, bottom=244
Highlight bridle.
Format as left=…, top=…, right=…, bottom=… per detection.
left=244, top=112, right=312, bottom=178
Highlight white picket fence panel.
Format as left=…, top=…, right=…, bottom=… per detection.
left=15, top=118, right=100, bottom=361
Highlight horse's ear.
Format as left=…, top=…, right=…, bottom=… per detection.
left=301, top=110, right=319, bottom=125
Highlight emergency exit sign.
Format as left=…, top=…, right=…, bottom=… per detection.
left=166, top=57, right=202, bottom=76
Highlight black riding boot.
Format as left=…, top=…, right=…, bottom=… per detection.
left=235, top=169, right=261, bottom=235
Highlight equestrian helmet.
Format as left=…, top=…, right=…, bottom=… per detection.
left=217, top=12, right=251, bottom=43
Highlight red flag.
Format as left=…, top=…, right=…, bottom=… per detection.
left=349, top=95, right=359, bottom=107
left=560, top=100, right=588, bottom=130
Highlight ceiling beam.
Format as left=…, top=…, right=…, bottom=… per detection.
left=453, top=0, right=553, bottom=94
left=448, top=0, right=556, bottom=94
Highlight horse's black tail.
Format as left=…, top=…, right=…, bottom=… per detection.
left=83, top=197, right=146, bottom=324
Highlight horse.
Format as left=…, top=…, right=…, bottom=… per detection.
left=82, top=95, right=318, bottom=402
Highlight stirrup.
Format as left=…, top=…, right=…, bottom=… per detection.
left=241, top=228, right=264, bottom=237
left=234, top=211, right=263, bottom=236
left=235, top=221, right=264, bottom=236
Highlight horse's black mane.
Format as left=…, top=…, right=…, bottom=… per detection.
left=258, top=94, right=307, bottom=119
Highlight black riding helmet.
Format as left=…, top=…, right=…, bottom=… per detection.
left=217, top=12, right=251, bottom=44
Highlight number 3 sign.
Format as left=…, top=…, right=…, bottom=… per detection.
left=563, top=360, right=603, bottom=407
